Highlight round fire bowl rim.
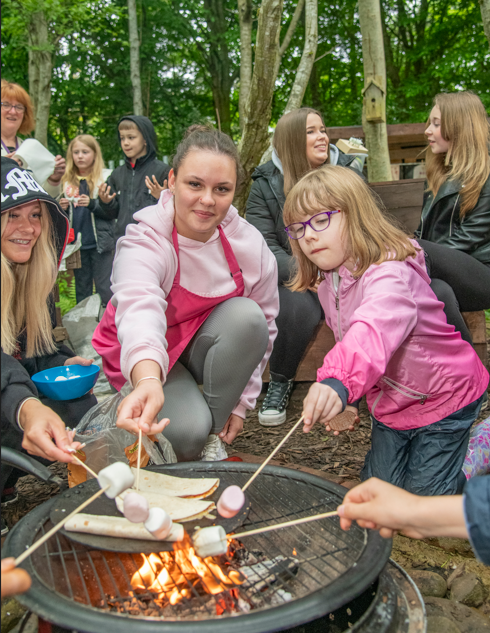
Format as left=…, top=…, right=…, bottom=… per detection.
left=4, top=462, right=392, bottom=633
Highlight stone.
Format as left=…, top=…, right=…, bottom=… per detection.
left=450, top=573, right=486, bottom=608
left=425, top=597, right=490, bottom=633
left=409, top=569, right=447, bottom=598
left=0, top=599, right=27, bottom=633
left=426, top=615, right=461, bottom=633
left=447, top=562, right=467, bottom=589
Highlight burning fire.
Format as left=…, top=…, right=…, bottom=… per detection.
left=131, top=535, right=243, bottom=607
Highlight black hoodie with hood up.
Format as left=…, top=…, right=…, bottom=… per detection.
left=98, top=115, right=171, bottom=241
left=1, top=157, right=82, bottom=429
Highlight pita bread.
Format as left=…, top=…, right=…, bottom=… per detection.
left=130, top=469, right=219, bottom=499
left=65, top=513, right=183, bottom=541
left=116, top=489, right=215, bottom=523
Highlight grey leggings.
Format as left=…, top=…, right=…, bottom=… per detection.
left=158, top=297, right=269, bottom=461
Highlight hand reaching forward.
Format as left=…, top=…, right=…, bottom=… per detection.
left=98, top=182, right=116, bottom=204
left=116, top=379, right=170, bottom=436
left=145, top=175, right=168, bottom=199
left=302, top=382, right=343, bottom=433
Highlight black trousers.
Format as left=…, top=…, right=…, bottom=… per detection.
left=74, top=248, right=114, bottom=307
left=269, top=284, right=323, bottom=381
left=418, top=240, right=490, bottom=344
left=1, top=392, right=97, bottom=495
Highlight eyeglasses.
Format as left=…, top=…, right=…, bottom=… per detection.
left=284, top=210, right=341, bottom=240
left=1, top=102, right=26, bottom=113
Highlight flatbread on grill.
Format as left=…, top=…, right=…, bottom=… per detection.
left=65, top=513, right=183, bottom=541
left=130, top=468, right=219, bottom=499
left=116, top=489, right=215, bottom=523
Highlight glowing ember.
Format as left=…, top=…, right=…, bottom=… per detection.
left=131, top=535, right=243, bottom=607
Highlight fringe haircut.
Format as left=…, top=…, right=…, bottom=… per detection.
left=284, top=165, right=419, bottom=291
left=273, top=108, right=326, bottom=194
left=172, top=124, right=243, bottom=187
left=1, top=79, right=36, bottom=136
left=425, top=91, right=490, bottom=218
left=1, top=203, right=58, bottom=357
left=62, top=135, right=105, bottom=197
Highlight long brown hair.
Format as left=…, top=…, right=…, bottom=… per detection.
left=425, top=91, right=490, bottom=218
left=62, top=134, right=105, bottom=196
left=273, top=108, right=326, bottom=194
left=284, top=165, right=419, bottom=290
left=1, top=79, right=36, bottom=136
left=1, top=203, right=58, bottom=357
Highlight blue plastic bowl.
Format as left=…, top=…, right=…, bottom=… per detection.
left=31, top=364, right=100, bottom=401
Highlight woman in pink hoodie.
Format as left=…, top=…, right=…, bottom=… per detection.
left=93, top=126, right=278, bottom=461
left=283, top=165, right=488, bottom=495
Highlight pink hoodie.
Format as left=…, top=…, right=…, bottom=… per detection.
left=317, top=245, right=488, bottom=430
left=104, top=190, right=278, bottom=418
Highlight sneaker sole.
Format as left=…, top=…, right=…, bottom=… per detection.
left=258, top=411, right=288, bottom=426
left=1, top=496, right=19, bottom=507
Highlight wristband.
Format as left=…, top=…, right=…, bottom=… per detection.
left=134, top=376, right=162, bottom=389
left=16, top=397, right=41, bottom=431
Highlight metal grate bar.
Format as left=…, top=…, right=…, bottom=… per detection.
left=67, top=538, right=92, bottom=606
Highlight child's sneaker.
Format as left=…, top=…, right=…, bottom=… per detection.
left=259, top=379, right=294, bottom=426
left=200, top=434, right=228, bottom=461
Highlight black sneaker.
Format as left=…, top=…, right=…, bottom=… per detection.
left=259, top=379, right=294, bottom=426
left=1, top=516, right=8, bottom=536
left=1, top=487, right=18, bottom=507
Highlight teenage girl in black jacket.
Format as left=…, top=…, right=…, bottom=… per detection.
left=415, top=91, right=490, bottom=344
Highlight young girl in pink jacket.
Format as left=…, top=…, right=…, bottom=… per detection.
left=283, top=165, right=488, bottom=495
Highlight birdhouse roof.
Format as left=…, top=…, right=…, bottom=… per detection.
left=362, top=78, right=385, bottom=95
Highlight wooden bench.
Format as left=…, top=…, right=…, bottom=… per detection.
left=263, top=178, right=487, bottom=380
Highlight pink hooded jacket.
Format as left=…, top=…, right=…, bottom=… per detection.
left=317, top=245, right=488, bottom=430
left=104, top=190, right=279, bottom=418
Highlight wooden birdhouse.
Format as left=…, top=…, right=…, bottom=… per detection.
left=362, top=78, right=385, bottom=123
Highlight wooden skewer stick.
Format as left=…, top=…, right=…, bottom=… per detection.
left=71, top=454, right=98, bottom=479
left=228, top=509, right=338, bottom=540
left=241, top=415, right=304, bottom=492
left=136, top=428, right=143, bottom=491
left=15, top=485, right=110, bottom=566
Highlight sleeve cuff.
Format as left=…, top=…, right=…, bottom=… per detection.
left=319, top=378, right=348, bottom=411
left=232, top=403, right=247, bottom=419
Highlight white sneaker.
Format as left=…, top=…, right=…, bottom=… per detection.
left=200, top=434, right=228, bottom=461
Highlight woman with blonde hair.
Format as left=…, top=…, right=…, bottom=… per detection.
left=246, top=108, right=364, bottom=426
left=283, top=164, right=487, bottom=495
left=415, top=91, right=490, bottom=344
left=60, top=134, right=114, bottom=306
left=1, top=157, right=95, bottom=535
left=1, top=79, right=66, bottom=196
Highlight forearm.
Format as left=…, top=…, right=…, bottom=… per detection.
left=406, top=495, right=467, bottom=539
left=130, top=360, right=163, bottom=387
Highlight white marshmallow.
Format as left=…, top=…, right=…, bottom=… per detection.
left=97, top=462, right=135, bottom=499
left=123, top=491, right=150, bottom=523
left=217, top=485, right=245, bottom=519
left=192, top=526, right=228, bottom=558
left=166, top=522, right=185, bottom=542
left=144, top=507, right=173, bottom=539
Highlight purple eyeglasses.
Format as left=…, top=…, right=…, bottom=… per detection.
left=284, top=210, right=341, bottom=240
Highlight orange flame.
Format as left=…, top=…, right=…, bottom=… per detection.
left=131, top=535, right=243, bottom=606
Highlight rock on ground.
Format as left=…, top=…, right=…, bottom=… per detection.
left=425, top=597, right=490, bottom=633
left=450, top=573, right=487, bottom=608
left=409, top=570, right=447, bottom=598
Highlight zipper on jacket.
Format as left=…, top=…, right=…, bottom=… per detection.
left=383, top=376, right=431, bottom=404
left=449, top=194, right=460, bottom=237
left=333, top=275, right=342, bottom=340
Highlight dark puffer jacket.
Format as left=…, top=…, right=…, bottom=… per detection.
left=98, top=115, right=171, bottom=241
left=246, top=149, right=364, bottom=283
left=415, top=174, right=490, bottom=265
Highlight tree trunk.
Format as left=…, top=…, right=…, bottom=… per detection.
left=480, top=0, right=490, bottom=48
left=358, top=0, right=392, bottom=182
left=238, top=0, right=253, bottom=131
left=283, top=0, right=317, bottom=113
left=28, top=11, right=52, bottom=148
left=127, top=0, right=143, bottom=115
left=235, top=0, right=284, bottom=213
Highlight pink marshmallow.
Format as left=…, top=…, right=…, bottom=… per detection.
left=217, top=485, right=245, bottom=519
left=123, top=491, right=150, bottom=523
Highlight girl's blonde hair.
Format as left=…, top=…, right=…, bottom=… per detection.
left=284, top=165, right=419, bottom=290
left=62, top=135, right=105, bottom=196
left=1, top=203, right=58, bottom=357
left=425, top=91, right=490, bottom=218
left=273, top=108, right=326, bottom=194
left=1, top=79, right=35, bottom=136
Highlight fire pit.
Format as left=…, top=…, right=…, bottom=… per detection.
left=4, top=462, right=392, bottom=633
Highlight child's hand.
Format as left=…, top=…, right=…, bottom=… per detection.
left=302, top=383, right=343, bottom=433
left=59, top=197, right=70, bottom=210
left=98, top=183, right=116, bottom=204
left=76, top=194, right=90, bottom=207
left=145, top=175, right=167, bottom=199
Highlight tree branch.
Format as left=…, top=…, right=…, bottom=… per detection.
left=279, top=0, right=305, bottom=58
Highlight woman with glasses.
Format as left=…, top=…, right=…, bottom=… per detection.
left=1, top=80, right=65, bottom=197
left=246, top=108, right=364, bottom=426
